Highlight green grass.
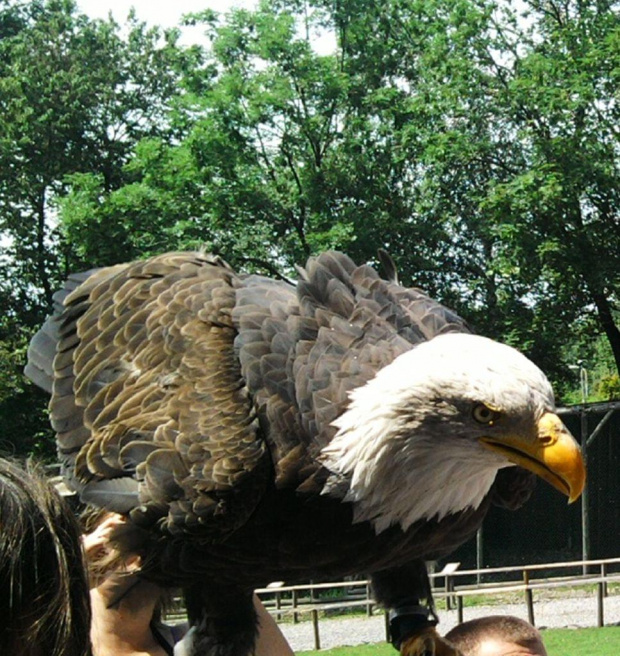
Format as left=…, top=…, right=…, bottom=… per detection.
left=542, top=626, right=620, bottom=656
left=297, top=627, right=620, bottom=656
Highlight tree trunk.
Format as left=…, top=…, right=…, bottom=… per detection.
left=589, top=289, right=620, bottom=376
left=35, top=185, right=53, bottom=308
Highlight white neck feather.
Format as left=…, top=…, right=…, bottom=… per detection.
left=321, top=397, right=505, bottom=533
left=319, top=336, right=539, bottom=534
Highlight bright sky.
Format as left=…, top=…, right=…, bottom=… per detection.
left=76, top=0, right=257, bottom=28
left=76, top=1, right=260, bottom=48
left=76, top=0, right=336, bottom=52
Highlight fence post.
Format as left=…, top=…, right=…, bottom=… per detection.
left=580, top=408, right=590, bottom=575
left=292, top=588, right=299, bottom=624
left=457, top=596, right=463, bottom=624
left=310, top=581, right=317, bottom=603
left=597, top=581, right=604, bottom=628
left=476, top=527, right=484, bottom=585
left=601, top=563, right=608, bottom=597
left=523, top=569, right=535, bottom=626
left=312, top=609, right=320, bottom=650
left=366, top=582, right=373, bottom=616
left=384, top=610, right=391, bottom=642
left=440, top=562, right=460, bottom=611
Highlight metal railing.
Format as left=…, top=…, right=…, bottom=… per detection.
left=255, top=557, right=620, bottom=651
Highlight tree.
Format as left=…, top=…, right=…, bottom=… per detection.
left=484, top=0, right=620, bottom=376
left=56, top=0, right=619, bottom=401
left=4, top=0, right=613, bottom=461
left=59, top=1, right=455, bottom=281
left=0, top=0, right=195, bottom=301
left=0, top=0, right=191, bottom=456
left=322, top=0, right=620, bottom=393
left=62, top=3, right=354, bottom=272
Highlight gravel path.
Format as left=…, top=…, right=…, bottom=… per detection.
left=278, top=593, right=620, bottom=652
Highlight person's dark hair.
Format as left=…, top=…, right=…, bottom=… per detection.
left=0, top=459, right=92, bottom=656
left=445, top=615, right=546, bottom=655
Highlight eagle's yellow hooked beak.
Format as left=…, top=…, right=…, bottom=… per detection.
left=479, top=412, right=585, bottom=503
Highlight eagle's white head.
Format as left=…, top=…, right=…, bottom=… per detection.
left=320, top=333, right=585, bottom=534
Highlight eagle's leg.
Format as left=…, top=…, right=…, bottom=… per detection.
left=371, top=561, right=461, bottom=656
left=183, top=584, right=257, bottom=656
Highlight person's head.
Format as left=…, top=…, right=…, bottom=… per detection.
left=445, top=615, right=547, bottom=656
left=0, top=459, right=91, bottom=656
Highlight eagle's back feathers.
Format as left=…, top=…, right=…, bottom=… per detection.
left=26, top=250, right=533, bottom=587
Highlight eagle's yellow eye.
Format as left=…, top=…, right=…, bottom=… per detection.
left=472, top=403, right=498, bottom=425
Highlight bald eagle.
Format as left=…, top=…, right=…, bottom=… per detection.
left=26, top=251, right=584, bottom=656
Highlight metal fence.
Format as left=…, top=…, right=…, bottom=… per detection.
left=255, top=556, right=620, bottom=651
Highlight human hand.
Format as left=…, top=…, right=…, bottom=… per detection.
left=81, top=512, right=126, bottom=562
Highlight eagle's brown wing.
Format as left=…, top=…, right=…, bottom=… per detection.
left=27, top=252, right=270, bottom=535
left=27, top=249, right=523, bottom=539
left=232, top=251, right=470, bottom=491
left=27, top=250, right=474, bottom=517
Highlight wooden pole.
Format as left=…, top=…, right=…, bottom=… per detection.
left=476, top=526, right=484, bottom=585
left=523, top=569, right=535, bottom=625
left=597, top=581, right=604, bottom=627
left=580, top=409, right=590, bottom=575
left=311, top=609, right=320, bottom=650
left=292, top=588, right=299, bottom=624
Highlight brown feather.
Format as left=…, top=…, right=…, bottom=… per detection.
left=26, top=249, right=536, bottom=656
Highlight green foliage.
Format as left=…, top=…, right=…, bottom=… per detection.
left=1, top=0, right=619, bottom=456
left=0, top=0, right=192, bottom=454
left=322, top=0, right=620, bottom=394
left=0, top=0, right=198, bottom=290
left=0, top=312, right=54, bottom=458
left=598, top=374, right=620, bottom=401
